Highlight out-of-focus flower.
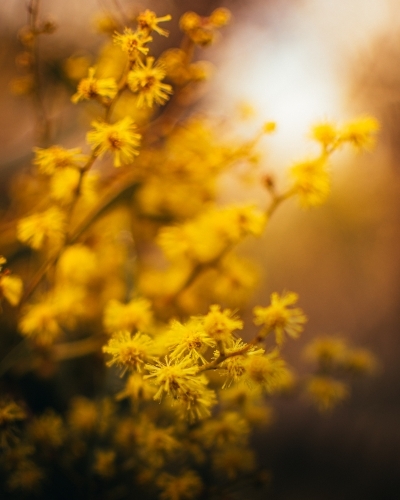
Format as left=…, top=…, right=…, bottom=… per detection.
left=17, top=207, right=66, bottom=251
left=71, top=67, right=118, bottom=103
left=253, top=291, right=307, bottom=345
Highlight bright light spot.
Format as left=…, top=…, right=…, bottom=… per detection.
left=208, top=0, right=396, bottom=168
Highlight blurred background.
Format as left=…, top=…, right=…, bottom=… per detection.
left=1, top=0, right=400, bottom=498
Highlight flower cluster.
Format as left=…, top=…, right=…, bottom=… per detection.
left=0, top=4, right=379, bottom=499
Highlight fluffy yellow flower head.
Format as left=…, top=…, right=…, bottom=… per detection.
left=0, top=258, right=23, bottom=306
left=304, top=336, right=348, bottom=365
left=137, top=420, right=180, bottom=466
left=127, top=57, right=173, bottom=108
left=67, top=396, right=98, bottom=433
left=212, top=446, right=255, bottom=480
left=253, top=291, right=307, bottom=345
left=245, top=351, right=293, bottom=393
left=28, top=410, right=65, bottom=448
left=203, top=305, right=243, bottom=344
left=165, top=318, right=216, bottom=363
left=339, top=116, right=380, bottom=151
left=57, top=244, right=98, bottom=285
left=71, top=67, right=118, bottom=103
left=157, top=205, right=266, bottom=264
left=342, top=348, right=377, bottom=374
left=103, top=298, right=153, bottom=334
left=18, top=298, right=63, bottom=345
left=103, top=330, right=156, bottom=373
left=137, top=10, right=172, bottom=37
left=215, top=340, right=264, bottom=388
left=49, top=168, right=98, bottom=206
left=290, top=158, right=331, bottom=208
left=199, top=411, right=249, bottom=449
left=113, top=28, right=152, bottom=61
left=0, top=274, right=23, bottom=307
left=87, top=117, right=141, bottom=167
left=116, top=373, right=156, bottom=402
left=174, top=386, right=217, bottom=421
left=220, top=205, right=267, bottom=241
left=17, top=207, right=66, bottom=251
left=311, top=122, right=338, bottom=149
left=144, top=355, right=201, bottom=401
left=306, top=376, right=349, bottom=412
left=33, top=146, right=87, bottom=175
left=179, top=9, right=230, bottom=47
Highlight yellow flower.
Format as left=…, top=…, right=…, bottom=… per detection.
left=339, top=116, right=380, bottom=151
left=71, top=67, right=118, bottom=103
left=28, top=410, right=65, bottom=448
left=116, top=373, right=156, bottom=402
left=245, top=351, right=293, bottom=394
left=57, top=244, right=98, bottom=285
left=157, top=471, right=203, bottom=500
left=113, top=28, right=152, bottom=61
left=262, top=121, right=277, bottom=134
left=304, top=336, right=348, bottom=366
left=87, top=117, right=141, bottom=167
left=253, top=291, right=307, bottom=345
left=0, top=274, right=23, bottom=306
left=290, top=157, right=331, bottom=208
left=166, top=318, right=215, bottom=363
left=311, top=122, right=338, bottom=149
left=127, top=57, right=173, bottom=108
left=137, top=420, right=180, bottom=467
left=103, top=298, right=153, bottom=334
left=215, top=340, right=264, bottom=388
left=17, top=207, right=66, bottom=251
left=18, top=298, right=63, bottom=345
left=33, top=146, right=87, bottom=175
left=203, top=305, right=243, bottom=344
left=157, top=205, right=266, bottom=264
left=174, top=387, right=217, bottom=421
left=50, top=168, right=98, bottom=206
left=212, top=254, right=258, bottom=307
left=103, top=330, right=156, bottom=373
left=212, top=446, right=255, bottom=480
left=220, top=204, right=267, bottom=241
left=342, top=348, right=378, bottom=374
left=306, top=376, right=349, bottom=412
left=49, top=167, right=98, bottom=207
left=144, top=355, right=201, bottom=401
left=67, top=396, right=98, bottom=433
left=199, top=411, right=249, bottom=449
left=137, top=10, right=172, bottom=37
